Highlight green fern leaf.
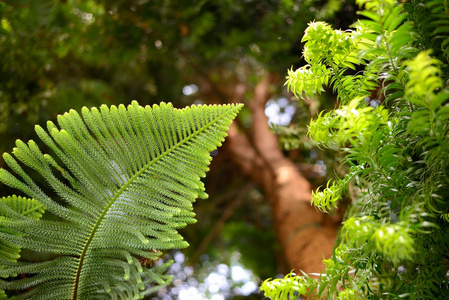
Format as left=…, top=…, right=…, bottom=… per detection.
left=0, top=195, right=45, bottom=222
left=0, top=195, right=45, bottom=272
left=0, top=101, right=242, bottom=299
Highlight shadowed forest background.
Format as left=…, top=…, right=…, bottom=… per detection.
left=0, top=0, right=356, bottom=298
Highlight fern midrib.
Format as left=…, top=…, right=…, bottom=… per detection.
left=72, top=111, right=225, bottom=299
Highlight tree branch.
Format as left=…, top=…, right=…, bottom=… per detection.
left=226, top=72, right=337, bottom=274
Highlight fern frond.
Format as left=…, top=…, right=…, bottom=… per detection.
left=0, top=196, right=44, bottom=221
left=0, top=196, right=45, bottom=266
left=0, top=101, right=242, bottom=299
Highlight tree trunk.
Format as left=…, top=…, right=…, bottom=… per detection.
left=226, top=73, right=338, bottom=274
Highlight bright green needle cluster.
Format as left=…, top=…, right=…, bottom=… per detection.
left=261, top=0, right=449, bottom=298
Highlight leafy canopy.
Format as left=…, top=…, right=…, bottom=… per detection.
left=0, top=101, right=242, bottom=299
left=261, top=0, right=449, bottom=299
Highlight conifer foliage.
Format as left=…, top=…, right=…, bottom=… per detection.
left=0, top=101, right=242, bottom=299
left=261, top=0, right=449, bottom=299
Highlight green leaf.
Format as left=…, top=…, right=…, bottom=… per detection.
left=0, top=196, right=45, bottom=265
left=260, top=271, right=312, bottom=299
left=0, top=101, right=242, bottom=298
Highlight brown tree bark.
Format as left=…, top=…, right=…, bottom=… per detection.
left=190, top=61, right=339, bottom=274
left=226, top=73, right=338, bottom=274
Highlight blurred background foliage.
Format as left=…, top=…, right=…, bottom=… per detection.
left=0, top=0, right=356, bottom=298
